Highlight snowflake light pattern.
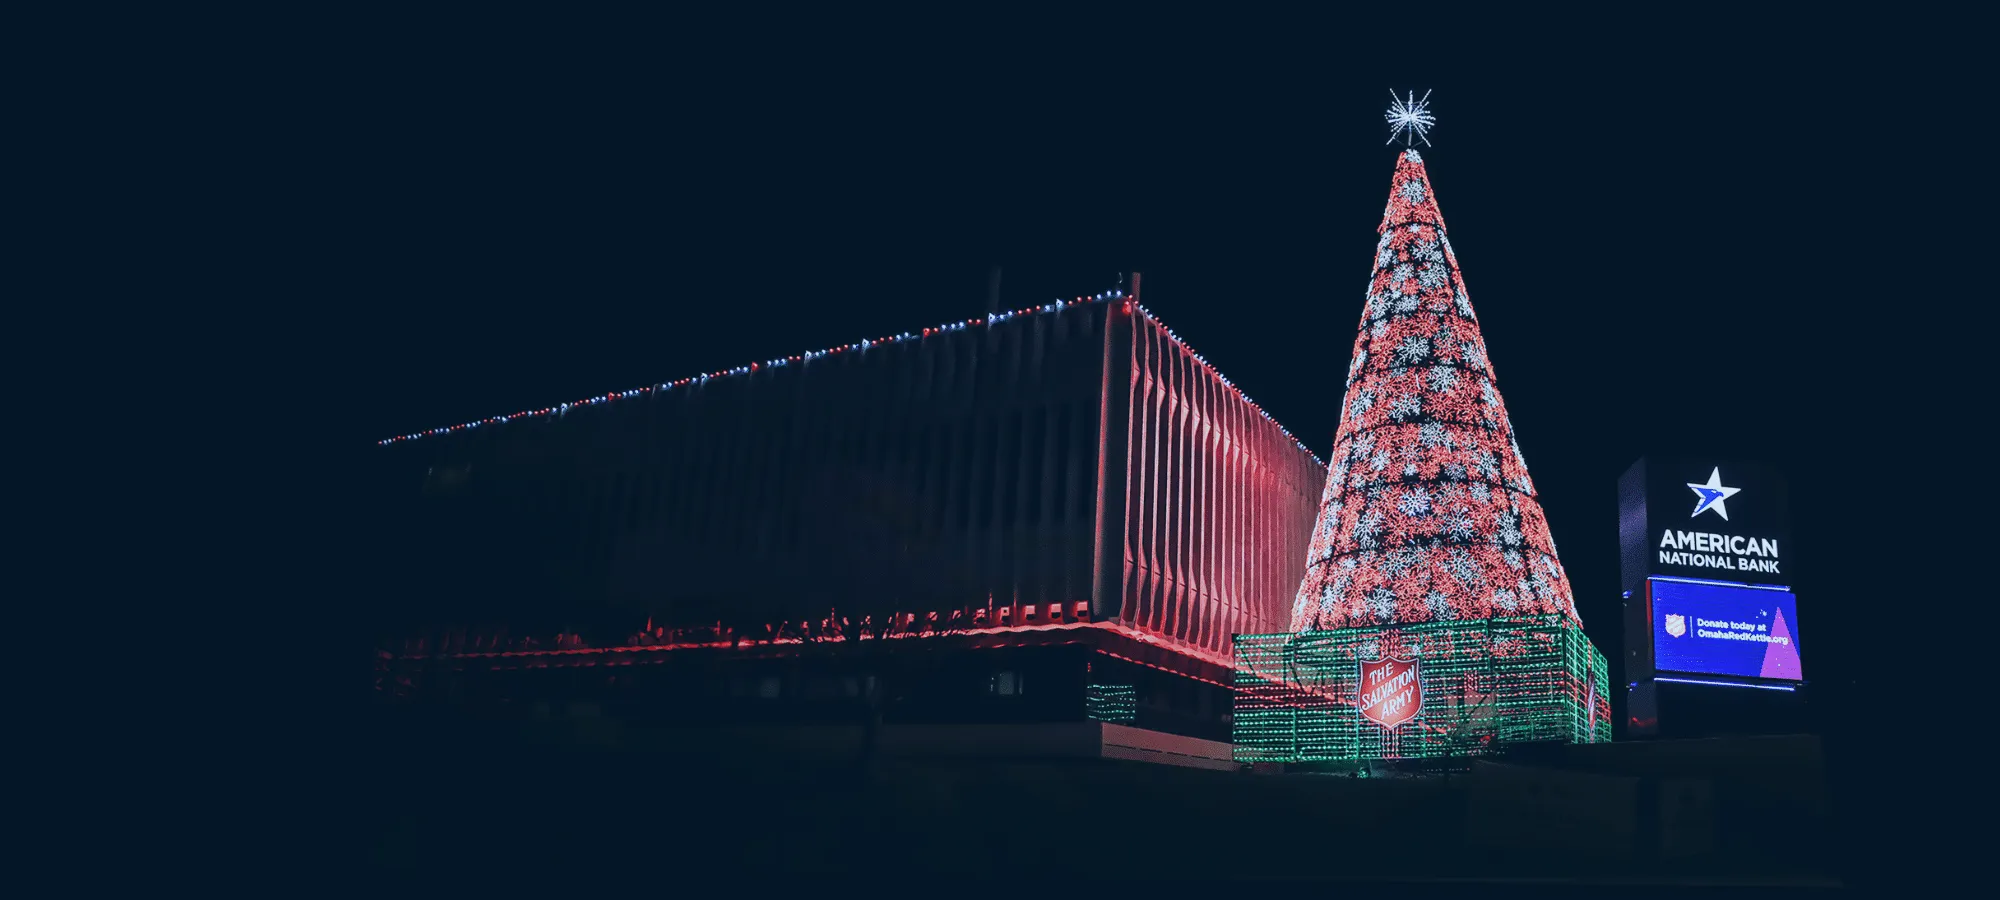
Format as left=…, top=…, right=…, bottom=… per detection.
left=1290, top=150, right=1579, bottom=632
left=1385, top=89, right=1436, bottom=147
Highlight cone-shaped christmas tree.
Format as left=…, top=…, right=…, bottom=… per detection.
left=1290, top=149, right=1578, bottom=631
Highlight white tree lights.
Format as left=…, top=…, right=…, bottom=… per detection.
left=1289, top=149, right=1580, bottom=631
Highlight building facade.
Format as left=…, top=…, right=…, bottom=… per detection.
left=374, top=284, right=1324, bottom=747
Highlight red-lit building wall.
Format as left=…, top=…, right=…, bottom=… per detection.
left=1101, top=311, right=1323, bottom=659
left=374, top=295, right=1323, bottom=666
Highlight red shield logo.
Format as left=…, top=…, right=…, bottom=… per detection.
left=1665, top=614, right=1687, bottom=638
left=1357, top=656, right=1422, bottom=729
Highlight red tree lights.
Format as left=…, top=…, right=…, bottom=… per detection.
left=1290, top=150, right=1578, bottom=632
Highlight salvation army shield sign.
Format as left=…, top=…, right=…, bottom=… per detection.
left=1665, top=614, right=1687, bottom=638
left=1357, top=656, right=1422, bottom=729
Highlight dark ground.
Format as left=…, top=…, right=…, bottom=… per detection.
left=347, top=706, right=1869, bottom=892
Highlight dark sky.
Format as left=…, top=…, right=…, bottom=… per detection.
left=333, top=18, right=1905, bottom=726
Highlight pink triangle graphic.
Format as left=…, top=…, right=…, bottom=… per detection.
left=1758, top=607, right=1802, bottom=680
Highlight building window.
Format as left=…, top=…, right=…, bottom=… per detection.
left=1021, top=411, right=1046, bottom=526
left=1086, top=683, right=1137, bottom=723
left=1071, top=404, right=1094, bottom=523
left=1047, top=407, right=1069, bottom=524
left=990, top=671, right=1022, bottom=696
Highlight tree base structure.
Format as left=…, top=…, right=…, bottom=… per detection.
left=1234, top=614, right=1611, bottom=763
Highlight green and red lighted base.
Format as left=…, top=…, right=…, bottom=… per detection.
left=1233, top=614, right=1611, bottom=763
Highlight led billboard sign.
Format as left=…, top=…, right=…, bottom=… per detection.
left=1649, top=578, right=1802, bottom=682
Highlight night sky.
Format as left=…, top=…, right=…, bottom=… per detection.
left=336, top=20, right=1902, bottom=740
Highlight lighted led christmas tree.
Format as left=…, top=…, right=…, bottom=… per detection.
left=1288, top=146, right=1579, bottom=632
left=1235, top=96, right=1610, bottom=764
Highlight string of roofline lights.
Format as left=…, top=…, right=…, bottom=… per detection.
left=388, top=619, right=1310, bottom=693
left=1131, top=301, right=1324, bottom=465
left=374, top=290, right=1326, bottom=466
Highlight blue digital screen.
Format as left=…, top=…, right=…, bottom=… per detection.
left=1650, top=578, right=1802, bottom=681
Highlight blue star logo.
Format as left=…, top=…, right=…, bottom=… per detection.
left=1686, top=467, right=1742, bottom=521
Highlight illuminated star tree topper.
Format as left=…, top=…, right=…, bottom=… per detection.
left=1385, top=89, right=1436, bottom=147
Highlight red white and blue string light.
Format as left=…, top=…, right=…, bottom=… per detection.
left=377, top=290, right=1326, bottom=465
left=377, top=292, right=1125, bottom=445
